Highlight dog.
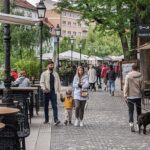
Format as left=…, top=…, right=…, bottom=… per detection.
left=138, top=112, right=150, bottom=134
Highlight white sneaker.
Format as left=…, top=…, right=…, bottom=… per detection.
left=135, top=124, right=139, bottom=131
left=80, top=120, right=84, bottom=127
left=129, top=123, right=135, bottom=132
left=74, top=119, right=79, bottom=127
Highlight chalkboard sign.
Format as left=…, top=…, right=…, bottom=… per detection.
left=120, top=60, right=138, bottom=90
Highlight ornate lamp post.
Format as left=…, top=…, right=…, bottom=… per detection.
left=37, top=0, right=46, bottom=79
left=3, top=0, right=13, bottom=105
left=79, top=42, right=82, bottom=64
left=70, top=35, right=75, bottom=67
left=55, top=24, right=61, bottom=73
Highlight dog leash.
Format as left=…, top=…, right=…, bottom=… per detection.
left=125, top=99, right=150, bottom=112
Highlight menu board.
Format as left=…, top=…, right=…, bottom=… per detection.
left=120, top=60, right=138, bottom=90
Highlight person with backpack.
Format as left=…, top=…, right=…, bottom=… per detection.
left=106, top=65, right=116, bottom=96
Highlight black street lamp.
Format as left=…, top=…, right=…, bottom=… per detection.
left=55, top=24, right=61, bottom=73
left=70, top=35, right=74, bottom=67
left=3, top=0, right=13, bottom=105
left=79, top=42, right=82, bottom=64
left=37, top=0, right=46, bottom=79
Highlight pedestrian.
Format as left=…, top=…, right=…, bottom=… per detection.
left=106, top=65, right=116, bottom=96
left=40, top=60, right=61, bottom=125
left=12, top=71, right=30, bottom=87
left=11, top=68, right=18, bottom=81
left=101, top=63, right=109, bottom=91
left=124, top=63, right=143, bottom=132
left=60, top=89, right=73, bottom=125
left=73, top=66, right=89, bottom=127
left=88, top=65, right=97, bottom=91
left=96, top=65, right=101, bottom=85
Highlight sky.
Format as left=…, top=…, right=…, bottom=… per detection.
left=27, top=0, right=58, bottom=6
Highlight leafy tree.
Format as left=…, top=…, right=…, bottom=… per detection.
left=57, top=0, right=150, bottom=59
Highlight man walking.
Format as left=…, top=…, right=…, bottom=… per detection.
left=124, top=63, right=143, bottom=132
left=106, top=65, right=116, bottom=96
left=40, top=60, right=61, bottom=125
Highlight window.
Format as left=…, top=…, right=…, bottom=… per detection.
left=68, top=31, right=71, bottom=36
left=68, top=22, right=71, bottom=26
left=62, top=21, right=66, bottom=25
left=73, top=22, right=77, bottom=27
left=78, top=32, right=81, bottom=36
left=73, top=32, right=76, bottom=36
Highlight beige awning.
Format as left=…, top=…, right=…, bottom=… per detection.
left=0, top=13, right=40, bottom=25
left=137, top=42, right=150, bottom=51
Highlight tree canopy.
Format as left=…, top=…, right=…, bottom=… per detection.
left=57, top=0, right=150, bottom=59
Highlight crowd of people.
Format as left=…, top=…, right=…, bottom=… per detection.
left=5, top=60, right=142, bottom=133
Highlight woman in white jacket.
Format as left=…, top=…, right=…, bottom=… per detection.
left=73, top=66, right=89, bottom=127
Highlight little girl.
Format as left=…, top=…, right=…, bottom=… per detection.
left=60, top=90, right=74, bottom=125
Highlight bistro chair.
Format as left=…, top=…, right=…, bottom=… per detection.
left=0, top=124, right=20, bottom=150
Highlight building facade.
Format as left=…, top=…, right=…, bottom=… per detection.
left=46, top=8, right=88, bottom=37
left=13, top=0, right=37, bottom=18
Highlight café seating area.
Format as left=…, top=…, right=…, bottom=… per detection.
left=0, top=81, right=41, bottom=150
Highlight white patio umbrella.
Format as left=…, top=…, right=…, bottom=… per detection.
left=59, top=50, right=88, bottom=61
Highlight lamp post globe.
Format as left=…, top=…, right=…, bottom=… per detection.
left=37, top=0, right=46, bottom=79
left=37, top=0, right=46, bottom=18
left=55, top=24, right=61, bottom=73
left=55, top=24, right=61, bottom=37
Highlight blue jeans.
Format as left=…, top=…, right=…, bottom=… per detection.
left=108, top=80, right=115, bottom=94
left=44, top=91, right=58, bottom=122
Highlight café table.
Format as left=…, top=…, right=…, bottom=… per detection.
left=0, top=107, right=19, bottom=116
left=0, top=87, right=38, bottom=117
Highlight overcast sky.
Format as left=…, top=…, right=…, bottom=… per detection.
left=27, top=0, right=58, bottom=6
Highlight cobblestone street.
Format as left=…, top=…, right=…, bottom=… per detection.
left=27, top=86, right=150, bottom=150
left=50, top=89, right=150, bottom=150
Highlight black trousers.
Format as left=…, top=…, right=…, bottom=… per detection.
left=127, top=98, right=141, bottom=123
left=75, top=100, right=86, bottom=120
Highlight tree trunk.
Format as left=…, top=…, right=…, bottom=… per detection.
left=118, top=32, right=129, bottom=60
left=130, top=19, right=138, bottom=60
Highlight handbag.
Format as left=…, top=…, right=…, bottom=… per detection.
left=80, top=90, right=88, bottom=97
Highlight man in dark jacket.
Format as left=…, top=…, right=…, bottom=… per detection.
left=106, top=65, right=116, bottom=96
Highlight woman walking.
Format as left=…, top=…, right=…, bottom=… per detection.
left=73, top=66, right=89, bottom=127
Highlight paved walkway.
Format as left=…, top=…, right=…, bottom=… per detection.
left=26, top=86, right=150, bottom=150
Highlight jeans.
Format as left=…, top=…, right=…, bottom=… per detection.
left=75, top=100, right=86, bottom=120
left=108, top=80, right=115, bottom=94
left=127, top=98, right=141, bottom=123
left=97, top=76, right=101, bottom=85
left=44, top=91, right=58, bottom=122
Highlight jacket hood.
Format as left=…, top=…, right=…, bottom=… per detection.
left=127, top=71, right=142, bottom=79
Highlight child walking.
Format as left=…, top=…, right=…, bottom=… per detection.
left=61, top=90, right=74, bottom=125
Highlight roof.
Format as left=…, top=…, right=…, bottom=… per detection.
left=0, top=12, right=39, bottom=25
left=15, top=0, right=37, bottom=11
left=43, top=18, right=54, bottom=28
left=137, top=42, right=150, bottom=51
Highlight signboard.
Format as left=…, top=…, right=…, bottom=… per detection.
left=137, top=24, right=150, bottom=37
left=120, top=60, right=138, bottom=90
